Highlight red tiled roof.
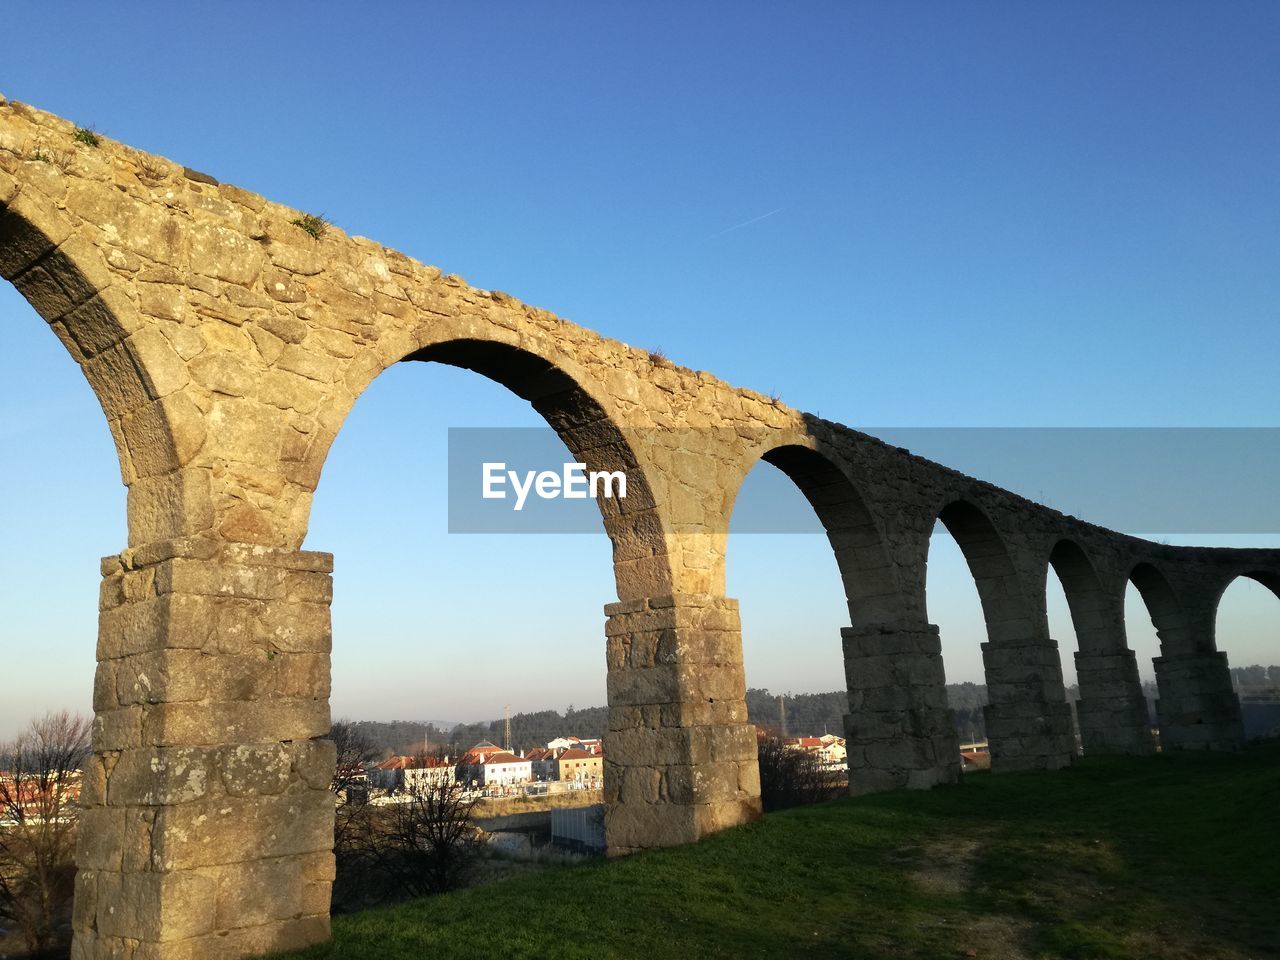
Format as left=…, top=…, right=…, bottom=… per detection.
left=482, top=752, right=527, bottom=766
left=407, top=756, right=449, bottom=769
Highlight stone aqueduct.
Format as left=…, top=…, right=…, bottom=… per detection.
left=1, top=99, right=1277, bottom=958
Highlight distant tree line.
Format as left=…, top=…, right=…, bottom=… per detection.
left=744, top=684, right=994, bottom=742
left=354, top=668, right=1280, bottom=758
left=1230, top=664, right=1280, bottom=694
left=344, top=705, right=609, bottom=759
left=446, top=706, right=608, bottom=754
left=348, top=683, right=1015, bottom=758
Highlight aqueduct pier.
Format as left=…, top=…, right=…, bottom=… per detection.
left=1, top=99, right=1276, bottom=959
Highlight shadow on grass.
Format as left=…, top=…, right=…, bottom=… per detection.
left=267, top=740, right=1280, bottom=960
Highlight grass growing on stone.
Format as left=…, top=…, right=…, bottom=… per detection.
left=271, top=741, right=1280, bottom=960
left=290, top=213, right=329, bottom=239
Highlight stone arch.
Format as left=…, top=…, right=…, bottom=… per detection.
left=1212, top=570, right=1280, bottom=611
left=1129, top=561, right=1197, bottom=656
left=1050, top=540, right=1154, bottom=755
left=730, top=441, right=901, bottom=629
left=1210, top=570, right=1280, bottom=677
left=933, top=500, right=1076, bottom=770
left=307, top=335, right=673, bottom=603
left=934, top=499, right=1032, bottom=643
left=719, top=448, right=955, bottom=795
left=1131, top=561, right=1246, bottom=751
left=1047, top=539, right=1113, bottom=654
left=1, top=175, right=199, bottom=546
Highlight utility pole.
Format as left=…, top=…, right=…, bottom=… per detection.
left=778, top=695, right=788, bottom=738
left=504, top=704, right=512, bottom=752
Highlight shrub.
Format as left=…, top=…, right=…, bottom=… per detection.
left=291, top=213, right=329, bottom=239
left=756, top=735, right=844, bottom=812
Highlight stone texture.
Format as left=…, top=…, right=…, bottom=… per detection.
left=0, top=98, right=1273, bottom=959
left=603, top=595, right=761, bottom=853
left=841, top=624, right=960, bottom=792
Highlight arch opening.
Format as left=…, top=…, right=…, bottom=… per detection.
left=1046, top=539, right=1107, bottom=728
left=1048, top=540, right=1155, bottom=755
left=724, top=447, right=856, bottom=808
left=1128, top=562, right=1190, bottom=657
left=1214, top=573, right=1280, bottom=741
left=924, top=516, right=988, bottom=752
left=930, top=501, right=1076, bottom=770
left=381, top=338, right=673, bottom=603
left=935, top=500, right=1031, bottom=644
left=307, top=347, right=637, bottom=901
left=1048, top=540, right=1109, bottom=657
left=1, top=187, right=193, bottom=547
left=0, top=281, right=124, bottom=730
left=0, top=240, right=129, bottom=960
left=754, top=444, right=898, bottom=629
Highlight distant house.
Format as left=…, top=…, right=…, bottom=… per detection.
left=477, top=752, right=532, bottom=787
left=458, top=741, right=505, bottom=765
left=370, top=756, right=413, bottom=791
left=526, top=747, right=557, bottom=781
left=546, top=736, right=603, bottom=756
left=404, top=756, right=455, bottom=792
left=556, top=747, right=603, bottom=784
left=783, top=735, right=847, bottom=771
left=456, top=742, right=532, bottom=787
left=0, top=770, right=81, bottom=820
left=816, top=734, right=847, bottom=769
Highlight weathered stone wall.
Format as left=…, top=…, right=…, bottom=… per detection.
left=80, top=540, right=335, bottom=958
left=1, top=97, right=1278, bottom=957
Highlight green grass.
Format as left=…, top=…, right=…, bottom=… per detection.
left=272, top=742, right=1280, bottom=960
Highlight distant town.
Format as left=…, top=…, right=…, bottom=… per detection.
left=339, top=731, right=850, bottom=803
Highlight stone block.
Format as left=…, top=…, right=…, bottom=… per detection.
left=108, top=747, right=215, bottom=805
left=149, top=790, right=333, bottom=871
left=94, top=869, right=218, bottom=942
left=140, top=699, right=329, bottom=747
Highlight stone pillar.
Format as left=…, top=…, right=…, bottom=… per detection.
left=1074, top=649, right=1155, bottom=755
left=1153, top=651, right=1244, bottom=751
left=841, top=623, right=959, bottom=793
left=73, top=540, right=337, bottom=960
left=981, top=638, right=1077, bottom=772
left=602, top=594, right=761, bottom=854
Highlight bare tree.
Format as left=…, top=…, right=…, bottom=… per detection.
left=0, top=711, right=91, bottom=958
left=374, top=779, right=480, bottom=898
left=326, top=720, right=381, bottom=800
left=756, top=735, right=844, bottom=813
left=323, top=720, right=383, bottom=912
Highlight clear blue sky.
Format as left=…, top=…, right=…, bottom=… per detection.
left=1, top=3, right=1278, bottom=737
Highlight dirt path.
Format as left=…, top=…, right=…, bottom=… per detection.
left=910, top=835, right=1035, bottom=960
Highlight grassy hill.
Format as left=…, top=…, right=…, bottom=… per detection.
left=271, top=741, right=1280, bottom=960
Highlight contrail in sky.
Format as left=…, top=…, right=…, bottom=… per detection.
left=702, top=207, right=784, bottom=241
